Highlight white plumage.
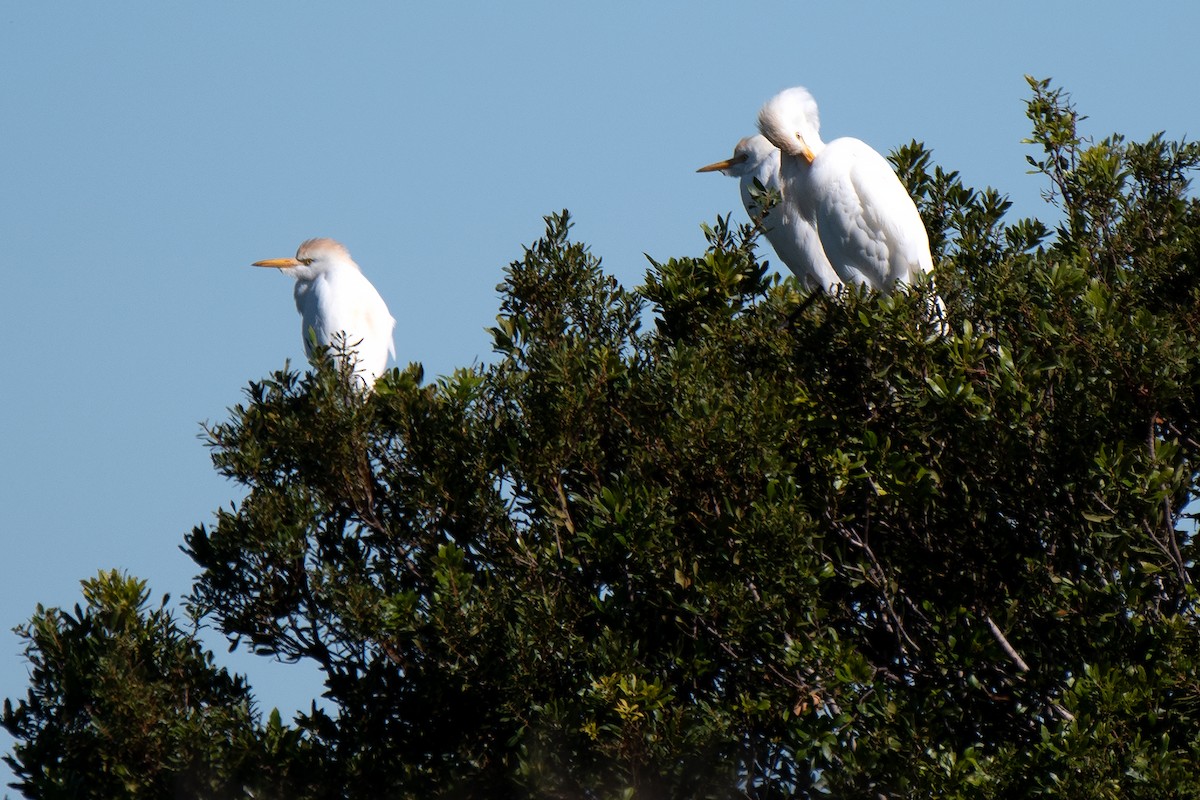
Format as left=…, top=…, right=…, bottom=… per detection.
left=757, top=87, right=934, bottom=293
left=253, top=237, right=396, bottom=388
left=698, top=134, right=841, bottom=290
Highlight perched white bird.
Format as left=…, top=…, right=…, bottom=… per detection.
left=252, top=237, right=396, bottom=387
left=757, top=87, right=933, bottom=293
left=697, top=134, right=841, bottom=290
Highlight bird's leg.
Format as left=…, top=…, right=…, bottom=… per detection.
left=785, top=285, right=825, bottom=328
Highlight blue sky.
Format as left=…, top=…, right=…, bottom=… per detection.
left=2, top=1, right=1197, bottom=789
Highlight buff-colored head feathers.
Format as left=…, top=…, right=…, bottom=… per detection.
left=758, top=86, right=823, bottom=162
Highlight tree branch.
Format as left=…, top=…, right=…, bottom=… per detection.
left=985, top=614, right=1075, bottom=723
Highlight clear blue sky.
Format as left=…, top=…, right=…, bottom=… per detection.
left=2, top=1, right=1197, bottom=790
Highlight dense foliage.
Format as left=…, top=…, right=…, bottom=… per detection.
left=2, top=571, right=323, bottom=798
left=7, top=78, right=1200, bottom=798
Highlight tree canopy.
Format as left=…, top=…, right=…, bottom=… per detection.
left=7, top=78, right=1200, bottom=799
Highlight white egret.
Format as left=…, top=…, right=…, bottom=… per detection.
left=697, top=134, right=841, bottom=290
left=757, top=87, right=934, bottom=293
left=252, top=237, right=396, bottom=387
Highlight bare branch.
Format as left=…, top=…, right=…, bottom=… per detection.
left=985, top=615, right=1030, bottom=673
left=986, top=614, right=1075, bottom=723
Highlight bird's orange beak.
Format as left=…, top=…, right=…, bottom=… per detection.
left=696, top=153, right=749, bottom=173
left=795, top=135, right=816, bottom=165
left=251, top=257, right=301, bottom=268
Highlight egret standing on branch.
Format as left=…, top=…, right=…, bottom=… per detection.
left=252, top=237, right=396, bottom=388
left=698, top=134, right=841, bottom=290
left=757, top=87, right=934, bottom=293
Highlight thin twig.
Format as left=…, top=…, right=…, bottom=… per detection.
left=1147, top=417, right=1191, bottom=590
left=840, top=524, right=920, bottom=655
left=985, top=614, right=1075, bottom=723
left=552, top=474, right=573, bottom=559
left=985, top=615, right=1030, bottom=673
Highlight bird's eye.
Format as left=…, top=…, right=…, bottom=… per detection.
left=300, top=258, right=314, bottom=265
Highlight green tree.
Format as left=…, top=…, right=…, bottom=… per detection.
left=2, top=571, right=324, bottom=799
left=9, top=78, right=1200, bottom=798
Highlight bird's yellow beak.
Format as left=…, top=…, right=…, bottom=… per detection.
left=252, top=257, right=301, bottom=268
left=696, top=153, right=749, bottom=173
left=795, top=135, right=816, bottom=165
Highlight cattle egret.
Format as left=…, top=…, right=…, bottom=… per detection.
left=757, top=87, right=934, bottom=293
left=698, top=135, right=841, bottom=290
left=252, top=237, right=396, bottom=387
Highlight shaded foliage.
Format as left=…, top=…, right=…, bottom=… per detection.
left=2, top=571, right=324, bottom=799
